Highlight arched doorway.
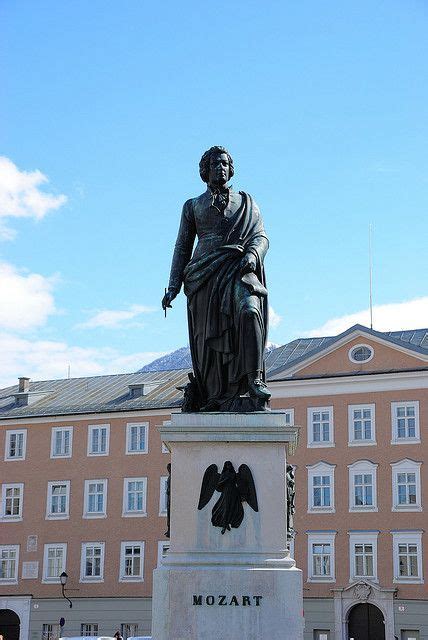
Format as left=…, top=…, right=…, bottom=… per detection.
left=348, top=603, right=385, bottom=640
left=0, top=609, right=20, bottom=640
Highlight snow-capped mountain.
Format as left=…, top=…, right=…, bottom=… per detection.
left=138, top=342, right=280, bottom=372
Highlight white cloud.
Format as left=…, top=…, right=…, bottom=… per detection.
left=0, top=156, right=67, bottom=240
left=305, top=296, right=428, bottom=337
left=0, top=331, right=166, bottom=388
left=269, top=305, right=282, bottom=329
left=78, top=304, right=156, bottom=329
left=0, top=262, right=57, bottom=331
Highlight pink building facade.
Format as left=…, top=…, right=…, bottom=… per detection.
left=1, top=325, right=427, bottom=639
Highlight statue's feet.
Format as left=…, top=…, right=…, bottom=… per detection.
left=248, top=378, right=271, bottom=401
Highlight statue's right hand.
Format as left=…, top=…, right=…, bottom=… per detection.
left=162, top=289, right=177, bottom=311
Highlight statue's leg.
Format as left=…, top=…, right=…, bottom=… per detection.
left=235, top=283, right=270, bottom=401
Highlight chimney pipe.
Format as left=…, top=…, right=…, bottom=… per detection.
left=18, top=377, right=30, bottom=393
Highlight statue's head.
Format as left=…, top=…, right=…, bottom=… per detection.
left=199, top=146, right=234, bottom=185
left=223, top=460, right=235, bottom=473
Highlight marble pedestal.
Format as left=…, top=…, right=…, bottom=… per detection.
left=152, top=412, right=304, bottom=640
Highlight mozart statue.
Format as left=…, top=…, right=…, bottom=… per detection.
left=162, top=146, right=271, bottom=412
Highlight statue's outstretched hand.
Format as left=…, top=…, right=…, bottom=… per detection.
left=240, top=252, right=257, bottom=274
left=162, top=288, right=177, bottom=311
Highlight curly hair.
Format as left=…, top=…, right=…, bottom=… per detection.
left=199, top=146, right=234, bottom=183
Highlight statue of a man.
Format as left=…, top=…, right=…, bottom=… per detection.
left=162, top=146, right=271, bottom=412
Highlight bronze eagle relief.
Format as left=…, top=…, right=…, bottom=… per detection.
left=197, top=461, right=258, bottom=534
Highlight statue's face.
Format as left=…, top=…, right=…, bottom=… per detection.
left=208, top=153, right=230, bottom=187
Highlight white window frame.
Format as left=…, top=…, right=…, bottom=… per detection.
left=83, top=479, right=108, bottom=518
left=122, top=477, right=147, bottom=517
left=159, top=476, right=168, bottom=516
left=80, top=541, right=105, bottom=582
left=348, top=460, right=378, bottom=512
left=157, top=541, right=170, bottom=567
left=277, top=408, right=294, bottom=425
left=349, top=531, right=378, bottom=582
left=391, top=401, right=420, bottom=444
left=392, top=531, right=423, bottom=584
left=348, top=404, right=376, bottom=446
left=125, top=422, right=149, bottom=455
left=307, top=406, right=334, bottom=448
left=307, top=532, right=336, bottom=582
left=0, top=544, right=19, bottom=584
left=50, top=426, right=73, bottom=458
left=42, top=543, right=67, bottom=583
left=1, top=482, right=24, bottom=520
left=5, top=429, right=27, bottom=461
left=80, top=624, right=99, bottom=637
left=307, top=462, right=335, bottom=513
left=42, top=623, right=60, bottom=640
left=46, top=481, right=70, bottom=519
left=348, top=343, right=374, bottom=363
left=119, top=541, right=145, bottom=582
left=87, top=423, right=110, bottom=456
left=391, top=459, right=422, bottom=512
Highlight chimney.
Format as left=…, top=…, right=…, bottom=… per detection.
left=18, top=377, right=30, bottom=393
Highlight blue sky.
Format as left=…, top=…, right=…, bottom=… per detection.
left=0, top=1, right=427, bottom=386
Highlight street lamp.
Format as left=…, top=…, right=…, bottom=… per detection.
left=60, top=572, right=73, bottom=608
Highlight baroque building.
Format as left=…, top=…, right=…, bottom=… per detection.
left=0, top=324, right=427, bottom=640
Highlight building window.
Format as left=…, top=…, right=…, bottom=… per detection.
left=348, top=344, right=374, bottom=363
left=391, top=402, right=420, bottom=444
left=126, top=422, right=148, bottom=454
left=46, top=481, right=70, bottom=519
left=313, top=632, right=330, bottom=640
left=348, top=460, right=378, bottom=512
left=349, top=532, right=378, bottom=581
left=122, top=478, right=147, bottom=517
left=307, top=532, right=336, bottom=582
left=401, top=631, right=420, bottom=640
left=348, top=404, right=376, bottom=445
left=159, top=476, right=168, bottom=516
left=87, top=424, right=110, bottom=456
left=43, top=544, right=66, bottom=582
left=42, top=624, right=60, bottom=640
left=80, top=543, right=105, bottom=582
left=307, top=407, right=334, bottom=447
left=5, top=429, right=27, bottom=460
left=119, top=542, right=144, bottom=581
left=307, top=462, right=335, bottom=513
left=0, top=545, right=19, bottom=583
left=50, top=427, right=73, bottom=458
left=391, top=460, right=422, bottom=511
left=157, top=541, right=170, bottom=567
left=1, top=483, right=24, bottom=520
left=392, top=532, right=423, bottom=584
left=80, top=624, right=99, bottom=636
left=83, top=479, right=107, bottom=518
left=121, top=623, right=139, bottom=640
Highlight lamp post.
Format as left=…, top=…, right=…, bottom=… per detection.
left=60, top=572, right=73, bottom=608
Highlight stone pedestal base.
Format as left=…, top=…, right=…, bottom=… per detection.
left=152, top=564, right=303, bottom=640
left=151, top=412, right=303, bottom=640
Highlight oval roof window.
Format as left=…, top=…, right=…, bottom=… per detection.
left=349, top=344, right=374, bottom=363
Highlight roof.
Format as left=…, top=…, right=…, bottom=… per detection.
left=0, top=370, right=188, bottom=420
left=266, top=324, right=428, bottom=378
left=0, top=325, right=427, bottom=420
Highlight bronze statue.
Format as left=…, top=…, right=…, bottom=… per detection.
left=164, top=462, right=171, bottom=538
left=286, top=464, right=295, bottom=543
left=197, top=461, right=258, bottom=534
left=162, top=146, right=271, bottom=412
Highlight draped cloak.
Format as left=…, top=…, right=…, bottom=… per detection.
left=168, top=189, right=269, bottom=410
